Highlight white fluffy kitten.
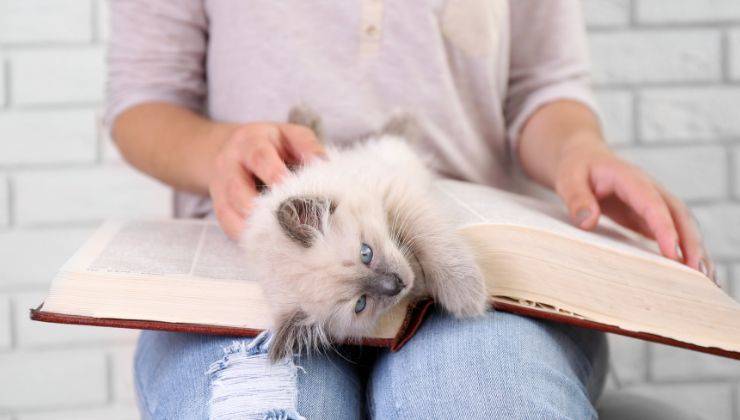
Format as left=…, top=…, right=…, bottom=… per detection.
left=241, top=108, right=488, bottom=361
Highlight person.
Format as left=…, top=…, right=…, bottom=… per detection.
left=107, top=1, right=714, bottom=418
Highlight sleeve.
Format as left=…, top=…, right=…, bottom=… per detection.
left=104, top=0, right=208, bottom=128
left=504, top=0, right=599, bottom=154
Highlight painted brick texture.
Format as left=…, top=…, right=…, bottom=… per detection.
left=0, top=1, right=737, bottom=418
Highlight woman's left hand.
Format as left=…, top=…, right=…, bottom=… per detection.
left=552, top=139, right=716, bottom=282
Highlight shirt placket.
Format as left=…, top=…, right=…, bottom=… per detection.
left=360, top=0, right=384, bottom=56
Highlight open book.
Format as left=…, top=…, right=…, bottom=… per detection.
left=31, top=180, right=740, bottom=359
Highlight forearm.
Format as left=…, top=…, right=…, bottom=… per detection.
left=517, top=100, right=606, bottom=189
left=111, top=102, right=238, bottom=194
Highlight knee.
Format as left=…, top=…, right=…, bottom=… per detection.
left=369, top=309, right=602, bottom=419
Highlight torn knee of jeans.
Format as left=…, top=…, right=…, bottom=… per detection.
left=206, top=331, right=305, bottom=420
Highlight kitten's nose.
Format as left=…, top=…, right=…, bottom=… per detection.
left=375, top=273, right=404, bottom=297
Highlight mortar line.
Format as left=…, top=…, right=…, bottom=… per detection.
left=3, top=58, right=11, bottom=108
left=722, top=29, right=731, bottom=83
left=630, top=87, right=640, bottom=145
left=6, top=176, right=14, bottom=228
left=728, top=143, right=736, bottom=200
left=90, top=0, right=99, bottom=43
left=7, top=295, right=16, bottom=350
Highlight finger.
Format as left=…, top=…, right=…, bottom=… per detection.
left=658, top=187, right=705, bottom=271
left=210, top=185, right=247, bottom=241
left=555, top=167, right=601, bottom=230
left=222, top=172, right=258, bottom=218
left=602, top=172, right=681, bottom=261
left=280, top=123, right=326, bottom=164
left=241, top=138, right=290, bottom=186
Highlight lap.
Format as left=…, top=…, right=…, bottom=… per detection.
left=135, top=309, right=608, bottom=419
left=368, top=307, right=608, bottom=419
left=134, top=330, right=365, bottom=419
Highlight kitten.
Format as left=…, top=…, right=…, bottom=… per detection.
left=241, top=107, right=489, bottom=362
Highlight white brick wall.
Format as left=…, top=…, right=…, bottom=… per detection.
left=11, top=47, right=104, bottom=105
left=587, top=1, right=740, bottom=417
left=0, top=1, right=738, bottom=419
left=0, top=0, right=92, bottom=44
left=641, top=88, right=740, bottom=142
left=590, top=30, right=722, bottom=85
left=0, top=2, right=162, bottom=418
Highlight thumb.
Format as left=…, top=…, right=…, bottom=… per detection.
left=555, top=170, right=601, bottom=230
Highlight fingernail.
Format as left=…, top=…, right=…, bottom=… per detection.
left=575, top=208, right=591, bottom=227
left=698, top=259, right=709, bottom=277
left=674, top=243, right=684, bottom=261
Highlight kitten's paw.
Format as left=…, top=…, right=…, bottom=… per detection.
left=436, top=267, right=489, bottom=318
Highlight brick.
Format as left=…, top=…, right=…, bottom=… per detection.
left=0, top=228, right=91, bottom=287
left=0, top=296, right=10, bottom=350
left=640, top=88, right=740, bottom=142
left=18, top=405, right=139, bottom=420
left=11, top=47, right=104, bottom=105
left=594, top=90, right=633, bottom=145
left=111, top=346, right=137, bottom=403
left=589, top=30, right=721, bottom=85
left=0, top=178, right=7, bottom=227
left=691, top=204, right=740, bottom=259
left=731, top=30, right=740, bottom=81
left=0, top=110, right=97, bottom=165
left=14, top=165, right=172, bottom=226
left=636, top=0, right=740, bottom=24
left=0, top=350, right=107, bottom=410
left=617, top=146, right=726, bottom=202
left=15, top=292, right=137, bottom=348
left=0, top=0, right=92, bottom=44
left=650, top=343, right=740, bottom=380
left=607, top=334, right=646, bottom=384
left=622, top=383, right=733, bottom=420
left=583, top=0, right=630, bottom=27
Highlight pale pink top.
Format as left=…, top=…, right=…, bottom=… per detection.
left=106, top=0, right=596, bottom=217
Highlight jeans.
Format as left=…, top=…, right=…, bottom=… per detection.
left=134, top=307, right=608, bottom=419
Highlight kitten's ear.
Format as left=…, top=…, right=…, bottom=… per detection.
left=269, top=309, right=309, bottom=362
left=276, top=195, right=335, bottom=247
left=379, top=112, right=422, bottom=145
left=288, top=105, right=324, bottom=143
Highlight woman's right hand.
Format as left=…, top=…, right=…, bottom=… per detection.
left=209, top=122, right=325, bottom=240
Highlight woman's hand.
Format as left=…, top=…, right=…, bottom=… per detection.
left=517, top=100, right=715, bottom=281
left=208, top=123, right=325, bottom=240
left=553, top=138, right=715, bottom=281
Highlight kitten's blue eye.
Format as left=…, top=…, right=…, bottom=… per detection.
left=355, top=295, right=367, bottom=313
left=360, top=243, right=373, bottom=265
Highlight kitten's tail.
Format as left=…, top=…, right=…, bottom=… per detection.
left=288, top=105, right=324, bottom=143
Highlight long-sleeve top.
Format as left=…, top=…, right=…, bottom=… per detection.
left=106, top=0, right=597, bottom=217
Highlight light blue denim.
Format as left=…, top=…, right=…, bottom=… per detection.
left=134, top=307, right=607, bottom=419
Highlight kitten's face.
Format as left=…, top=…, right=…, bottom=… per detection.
left=248, top=193, right=419, bottom=360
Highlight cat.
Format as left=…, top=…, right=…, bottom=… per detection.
left=241, top=107, right=489, bottom=362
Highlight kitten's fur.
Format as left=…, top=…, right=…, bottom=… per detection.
left=241, top=108, right=488, bottom=362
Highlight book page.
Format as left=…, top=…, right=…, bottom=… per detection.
left=435, top=180, right=693, bottom=273
left=68, top=219, right=253, bottom=282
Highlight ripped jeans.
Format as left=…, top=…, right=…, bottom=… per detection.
left=134, top=307, right=608, bottom=419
